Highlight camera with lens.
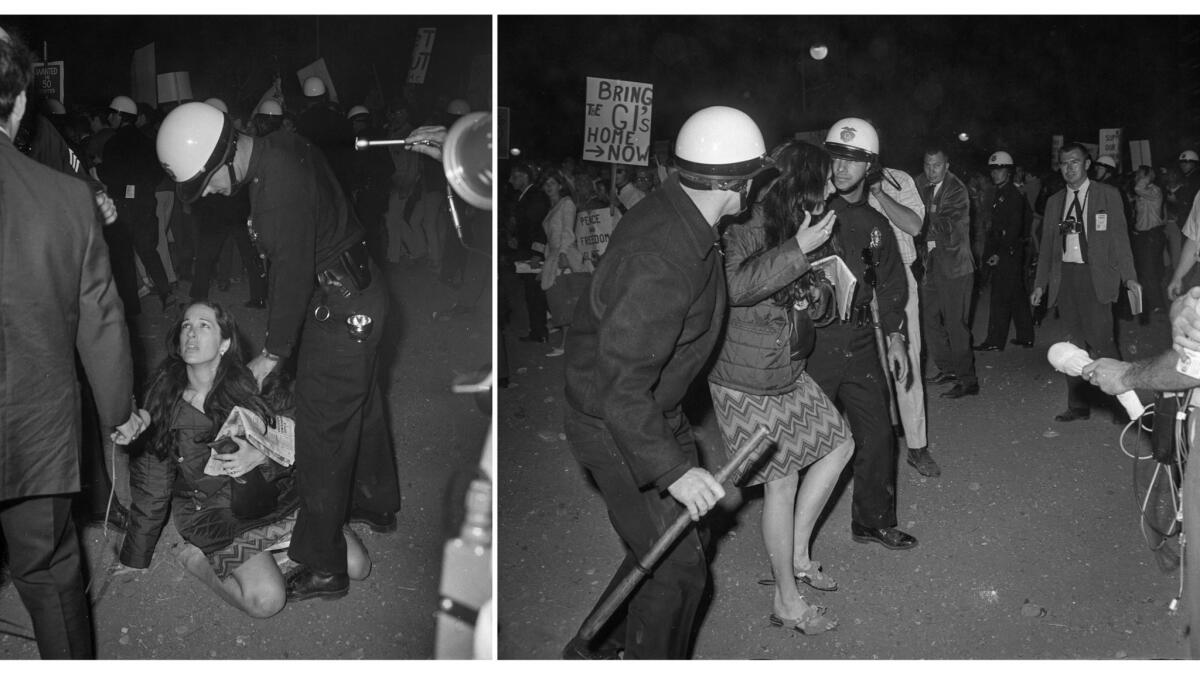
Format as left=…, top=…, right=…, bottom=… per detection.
left=1058, top=216, right=1083, bottom=235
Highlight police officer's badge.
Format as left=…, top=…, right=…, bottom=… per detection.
left=869, top=227, right=882, bottom=249
left=840, top=127, right=856, bottom=143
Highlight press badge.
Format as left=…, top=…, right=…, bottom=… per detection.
left=1095, top=213, right=1107, bottom=231
left=125, top=185, right=136, bottom=199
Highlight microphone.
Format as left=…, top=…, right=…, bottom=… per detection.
left=1046, top=342, right=1145, bottom=420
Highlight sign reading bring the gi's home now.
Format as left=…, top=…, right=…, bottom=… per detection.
left=584, top=77, right=652, bottom=166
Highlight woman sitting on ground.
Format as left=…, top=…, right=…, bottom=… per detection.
left=116, top=301, right=370, bottom=617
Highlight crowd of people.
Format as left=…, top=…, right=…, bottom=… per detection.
left=502, top=101, right=1200, bottom=659
left=0, top=23, right=476, bottom=658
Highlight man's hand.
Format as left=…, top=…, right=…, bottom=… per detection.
left=94, top=191, right=118, bottom=225
left=1030, top=287, right=1044, bottom=307
left=1172, top=287, right=1200, bottom=356
left=405, top=125, right=447, bottom=161
left=667, top=468, right=725, bottom=522
left=887, top=333, right=909, bottom=385
left=1081, top=358, right=1133, bottom=395
left=110, top=409, right=151, bottom=446
left=247, top=353, right=279, bottom=388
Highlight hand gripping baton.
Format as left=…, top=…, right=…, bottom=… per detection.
left=576, top=426, right=771, bottom=642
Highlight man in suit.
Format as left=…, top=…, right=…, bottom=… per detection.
left=915, top=145, right=978, bottom=398
left=1031, top=142, right=1140, bottom=422
left=0, top=30, right=145, bottom=659
left=506, top=163, right=551, bottom=342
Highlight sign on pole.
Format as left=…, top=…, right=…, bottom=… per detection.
left=1051, top=135, right=1063, bottom=170
left=406, top=28, right=437, bottom=84
left=1099, top=128, right=1123, bottom=168
left=33, top=61, right=65, bottom=103
left=131, top=43, right=155, bottom=106
left=156, top=71, right=192, bottom=104
left=297, top=58, right=338, bottom=103
left=583, top=76, right=653, bottom=166
left=1129, top=140, right=1153, bottom=170
left=497, top=106, right=510, bottom=160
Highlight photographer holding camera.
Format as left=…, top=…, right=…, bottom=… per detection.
left=1030, top=142, right=1140, bottom=424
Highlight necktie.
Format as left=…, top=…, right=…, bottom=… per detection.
left=1069, top=190, right=1083, bottom=223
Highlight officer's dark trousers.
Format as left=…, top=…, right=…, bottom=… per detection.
left=923, top=272, right=977, bottom=388
left=523, top=275, right=548, bottom=340
left=1058, top=263, right=1120, bottom=413
left=984, top=254, right=1034, bottom=346
left=807, top=324, right=897, bottom=529
left=190, top=214, right=266, bottom=303
left=119, top=198, right=172, bottom=299
left=0, top=495, right=93, bottom=659
left=102, top=220, right=140, bottom=316
left=290, top=263, right=402, bottom=575
left=1131, top=228, right=1167, bottom=313
left=564, top=407, right=708, bottom=659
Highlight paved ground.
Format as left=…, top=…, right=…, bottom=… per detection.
left=0, top=252, right=491, bottom=659
left=498, top=274, right=1192, bottom=659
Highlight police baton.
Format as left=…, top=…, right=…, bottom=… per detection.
left=862, top=247, right=903, bottom=435
left=575, top=426, right=771, bottom=643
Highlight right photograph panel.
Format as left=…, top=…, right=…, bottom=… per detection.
left=497, top=14, right=1200, bottom=659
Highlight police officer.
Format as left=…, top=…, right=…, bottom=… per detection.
left=975, top=151, right=1035, bottom=351
left=99, top=95, right=175, bottom=314
left=561, top=106, right=771, bottom=658
left=808, top=117, right=917, bottom=550
left=155, top=102, right=401, bottom=602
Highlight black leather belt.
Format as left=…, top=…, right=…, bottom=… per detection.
left=315, top=241, right=371, bottom=296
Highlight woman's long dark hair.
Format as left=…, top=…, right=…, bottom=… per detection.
left=142, top=301, right=275, bottom=459
left=759, top=141, right=832, bottom=306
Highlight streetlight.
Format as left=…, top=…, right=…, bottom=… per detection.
left=799, top=43, right=829, bottom=114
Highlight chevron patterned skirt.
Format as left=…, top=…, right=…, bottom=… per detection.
left=709, top=372, right=850, bottom=487
left=206, top=511, right=298, bottom=580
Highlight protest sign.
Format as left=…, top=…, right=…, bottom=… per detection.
left=583, top=76, right=652, bottom=166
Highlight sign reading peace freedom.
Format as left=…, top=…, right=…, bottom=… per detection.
left=584, top=77, right=652, bottom=166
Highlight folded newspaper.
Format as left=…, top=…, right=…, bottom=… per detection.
left=203, top=406, right=295, bottom=477
left=808, top=255, right=857, bottom=322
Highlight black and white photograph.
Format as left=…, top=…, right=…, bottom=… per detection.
left=497, top=14, right=1200, bottom=659
left=0, top=14, right=492, bottom=660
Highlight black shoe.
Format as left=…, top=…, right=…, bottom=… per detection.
left=940, top=383, right=979, bottom=399
left=850, top=524, right=918, bottom=550
left=244, top=298, right=266, bottom=309
left=1054, top=408, right=1090, bottom=422
left=906, top=447, right=942, bottom=477
left=90, top=503, right=130, bottom=532
left=925, top=371, right=957, bottom=385
left=562, top=636, right=621, bottom=660
left=972, top=343, right=1003, bottom=352
left=349, top=508, right=397, bottom=534
left=518, top=334, right=547, bottom=343
left=285, top=566, right=349, bottom=602
left=1010, top=339, right=1034, bottom=348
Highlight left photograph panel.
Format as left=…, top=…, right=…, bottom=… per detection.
left=0, top=14, right=492, bottom=660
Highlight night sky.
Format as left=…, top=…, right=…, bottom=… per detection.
left=3, top=15, right=491, bottom=122
left=500, top=15, right=1200, bottom=175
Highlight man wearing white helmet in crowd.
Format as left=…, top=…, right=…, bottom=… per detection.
left=863, top=128, right=939, bottom=478
left=559, top=106, right=770, bottom=659
left=252, top=99, right=284, bottom=137
left=154, top=100, right=401, bottom=603
left=1093, top=154, right=1119, bottom=184
left=1174, top=149, right=1200, bottom=232
left=974, top=150, right=1035, bottom=352
left=809, top=117, right=917, bottom=551
left=916, top=142, right=978, bottom=399
left=345, top=104, right=394, bottom=265
left=296, top=75, right=353, bottom=192
left=99, top=94, right=175, bottom=315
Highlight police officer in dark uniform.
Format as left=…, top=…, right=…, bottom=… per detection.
left=974, top=151, right=1035, bottom=351
left=808, top=117, right=917, bottom=550
left=156, top=101, right=401, bottom=602
left=99, top=95, right=174, bottom=313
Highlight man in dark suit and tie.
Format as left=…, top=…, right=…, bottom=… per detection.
left=0, top=30, right=145, bottom=658
left=914, top=145, right=978, bottom=398
left=1031, top=142, right=1140, bottom=422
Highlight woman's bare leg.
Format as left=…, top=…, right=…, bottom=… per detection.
left=792, top=438, right=854, bottom=570
left=762, top=472, right=813, bottom=619
left=178, top=544, right=285, bottom=618
left=345, top=527, right=372, bottom=581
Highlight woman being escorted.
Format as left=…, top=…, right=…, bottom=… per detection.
left=116, top=301, right=370, bottom=617
left=707, top=141, right=854, bottom=635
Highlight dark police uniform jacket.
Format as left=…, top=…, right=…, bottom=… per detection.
left=0, top=132, right=133, bottom=500
left=821, top=193, right=907, bottom=335
left=564, top=175, right=726, bottom=491
left=984, top=180, right=1033, bottom=262
left=244, top=129, right=364, bottom=359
